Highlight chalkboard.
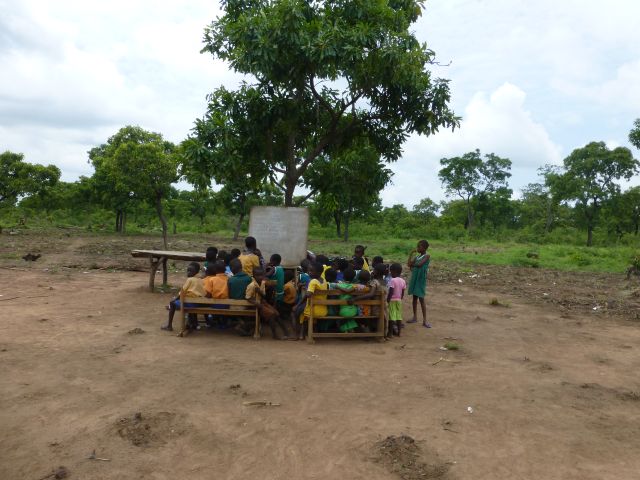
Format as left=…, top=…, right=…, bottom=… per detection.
left=248, top=206, right=309, bottom=268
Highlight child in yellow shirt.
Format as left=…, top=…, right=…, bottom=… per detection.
left=162, top=262, right=205, bottom=332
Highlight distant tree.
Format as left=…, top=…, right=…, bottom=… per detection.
left=549, top=141, right=638, bottom=246
left=605, top=186, right=640, bottom=238
left=630, top=118, right=640, bottom=150
left=197, top=0, right=459, bottom=206
left=0, top=151, right=60, bottom=207
left=474, top=186, right=515, bottom=229
left=438, top=150, right=511, bottom=229
left=90, top=126, right=178, bottom=247
left=304, top=141, right=392, bottom=241
left=412, top=198, right=440, bottom=222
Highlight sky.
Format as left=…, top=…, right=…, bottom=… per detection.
left=1, top=0, right=639, bottom=208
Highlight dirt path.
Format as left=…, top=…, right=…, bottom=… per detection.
left=1, top=234, right=639, bottom=479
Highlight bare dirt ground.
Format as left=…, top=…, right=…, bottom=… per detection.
left=1, top=232, right=640, bottom=480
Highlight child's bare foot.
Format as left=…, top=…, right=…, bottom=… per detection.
left=161, top=324, right=173, bottom=331
left=422, top=322, right=432, bottom=328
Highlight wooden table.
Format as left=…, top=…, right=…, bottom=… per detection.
left=131, top=250, right=206, bottom=291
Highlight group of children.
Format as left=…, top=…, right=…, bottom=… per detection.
left=162, top=237, right=431, bottom=340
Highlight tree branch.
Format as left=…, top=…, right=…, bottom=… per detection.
left=295, top=188, right=318, bottom=205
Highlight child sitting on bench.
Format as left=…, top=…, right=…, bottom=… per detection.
left=162, top=262, right=205, bottom=332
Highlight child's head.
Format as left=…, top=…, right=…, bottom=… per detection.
left=417, top=239, right=429, bottom=253
left=337, top=258, right=349, bottom=272
left=206, top=264, right=216, bottom=276
left=230, top=248, right=241, bottom=259
left=187, top=262, right=200, bottom=277
left=373, top=263, right=387, bottom=279
left=217, top=250, right=228, bottom=263
left=309, top=261, right=324, bottom=279
left=354, top=245, right=366, bottom=258
left=245, top=236, right=257, bottom=250
left=205, top=247, right=218, bottom=263
left=300, top=258, right=310, bottom=273
left=372, top=255, right=383, bottom=267
left=215, top=260, right=226, bottom=275
left=229, top=258, right=242, bottom=275
left=390, top=262, right=402, bottom=278
left=270, top=253, right=282, bottom=266
left=252, top=267, right=265, bottom=283
left=358, top=270, right=371, bottom=284
left=342, top=267, right=356, bottom=282
left=284, top=269, right=295, bottom=283
left=352, top=256, right=364, bottom=270
left=324, top=267, right=338, bottom=283
left=316, top=254, right=330, bottom=266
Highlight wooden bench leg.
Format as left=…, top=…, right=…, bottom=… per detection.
left=253, top=310, right=260, bottom=340
left=307, top=316, right=314, bottom=344
left=161, top=257, right=168, bottom=287
left=149, top=257, right=160, bottom=292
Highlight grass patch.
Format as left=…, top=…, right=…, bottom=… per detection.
left=489, top=297, right=510, bottom=307
left=443, top=342, right=460, bottom=351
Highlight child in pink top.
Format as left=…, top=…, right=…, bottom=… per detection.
left=387, top=263, right=406, bottom=336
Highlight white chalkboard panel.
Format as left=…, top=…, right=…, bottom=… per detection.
left=248, top=206, right=309, bottom=267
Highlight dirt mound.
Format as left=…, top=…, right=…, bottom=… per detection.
left=373, top=434, right=451, bottom=480
left=127, top=328, right=145, bottom=335
left=115, top=411, right=187, bottom=447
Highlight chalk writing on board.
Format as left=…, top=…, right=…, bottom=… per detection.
left=249, top=207, right=309, bottom=267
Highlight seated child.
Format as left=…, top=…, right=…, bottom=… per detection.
left=162, top=262, right=205, bottom=332
left=295, top=261, right=328, bottom=340
left=203, top=246, right=218, bottom=275
left=336, top=268, right=359, bottom=333
left=387, top=263, right=407, bottom=336
left=246, top=267, right=289, bottom=340
left=266, top=253, right=285, bottom=303
left=277, top=270, right=296, bottom=330
left=203, top=261, right=229, bottom=300
left=228, top=258, right=252, bottom=300
left=357, top=270, right=372, bottom=317
left=352, top=256, right=365, bottom=282
left=353, top=244, right=370, bottom=272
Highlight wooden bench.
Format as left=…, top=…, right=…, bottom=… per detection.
left=307, top=289, right=386, bottom=344
left=178, top=291, right=261, bottom=339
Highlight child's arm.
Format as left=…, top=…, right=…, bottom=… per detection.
left=350, top=283, right=377, bottom=303
left=401, top=287, right=405, bottom=300
left=387, top=286, right=394, bottom=303
left=414, top=254, right=430, bottom=268
left=407, top=249, right=417, bottom=268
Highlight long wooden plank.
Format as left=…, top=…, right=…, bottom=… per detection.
left=131, top=250, right=206, bottom=261
left=311, top=299, right=381, bottom=306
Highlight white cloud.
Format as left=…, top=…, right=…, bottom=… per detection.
left=382, top=83, right=563, bottom=206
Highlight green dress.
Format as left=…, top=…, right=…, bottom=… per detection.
left=408, top=254, right=430, bottom=298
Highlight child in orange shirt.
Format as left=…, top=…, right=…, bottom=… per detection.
left=203, top=261, right=229, bottom=299
left=162, top=262, right=205, bottom=332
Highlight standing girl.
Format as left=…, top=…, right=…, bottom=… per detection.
left=407, top=240, right=431, bottom=328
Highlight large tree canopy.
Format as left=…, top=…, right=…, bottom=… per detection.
left=438, top=149, right=511, bottom=229
left=549, top=141, right=638, bottom=246
left=0, top=151, right=60, bottom=207
left=196, top=0, right=459, bottom=205
left=89, top=126, right=178, bottom=246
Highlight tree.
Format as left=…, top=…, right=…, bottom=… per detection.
left=0, top=151, right=60, bottom=207
left=549, top=141, right=639, bottom=246
left=630, top=118, right=640, bottom=150
left=304, top=141, right=392, bottom=240
left=438, top=150, right=511, bottom=229
left=90, top=126, right=178, bottom=247
left=412, top=197, right=440, bottom=222
left=197, top=0, right=459, bottom=206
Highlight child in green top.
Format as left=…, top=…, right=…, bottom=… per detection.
left=336, top=268, right=359, bottom=333
left=407, top=240, right=431, bottom=328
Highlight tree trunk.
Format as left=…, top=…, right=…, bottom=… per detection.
left=115, top=210, right=122, bottom=233
left=334, top=211, right=342, bottom=237
left=587, top=224, right=594, bottom=247
left=544, top=198, right=553, bottom=233
left=343, top=203, right=352, bottom=242
left=233, top=212, right=245, bottom=241
left=155, top=195, right=168, bottom=249
left=465, top=200, right=474, bottom=230
left=122, top=210, right=126, bottom=233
